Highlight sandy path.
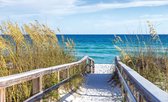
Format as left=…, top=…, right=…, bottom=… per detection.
left=60, top=64, right=122, bottom=102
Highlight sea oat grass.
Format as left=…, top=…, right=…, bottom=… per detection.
left=0, top=21, right=82, bottom=101
left=114, top=21, right=168, bottom=92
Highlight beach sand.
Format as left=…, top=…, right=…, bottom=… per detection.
left=59, top=64, right=122, bottom=102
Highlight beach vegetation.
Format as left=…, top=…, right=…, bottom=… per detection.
left=0, top=21, right=82, bottom=101
left=113, top=21, right=168, bottom=92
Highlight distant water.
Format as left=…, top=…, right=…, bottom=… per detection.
left=57, top=35, right=168, bottom=64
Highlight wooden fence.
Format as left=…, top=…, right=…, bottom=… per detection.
left=0, top=56, right=94, bottom=102
left=115, top=56, right=168, bottom=102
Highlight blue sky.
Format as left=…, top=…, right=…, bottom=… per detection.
left=0, top=0, right=168, bottom=34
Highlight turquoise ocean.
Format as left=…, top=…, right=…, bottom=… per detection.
left=57, top=35, right=168, bottom=64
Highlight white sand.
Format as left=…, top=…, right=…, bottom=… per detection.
left=59, top=64, right=122, bottom=102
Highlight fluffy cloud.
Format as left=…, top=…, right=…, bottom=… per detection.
left=0, top=0, right=168, bottom=16
left=0, top=0, right=168, bottom=34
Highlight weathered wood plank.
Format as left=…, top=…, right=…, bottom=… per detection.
left=33, top=76, right=42, bottom=94
left=32, top=76, right=42, bottom=102
left=0, top=56, right=94, bottom=102
left=91, top=60, right=95, bottom=73
left=24, top=74, right=79, bottom=102
left=115, top=65, right=136, bottom=102
left=115, top=56, right=168, bottom=102
left=0, top=88, right=5, bottom=102
left=0, top=56, right=90, bottom=88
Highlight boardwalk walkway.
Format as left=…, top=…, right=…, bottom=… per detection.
left=61, top=64, right=122, bottom=102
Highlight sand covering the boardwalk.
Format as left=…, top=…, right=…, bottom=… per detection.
left=59, top=64, right=122, bottom=102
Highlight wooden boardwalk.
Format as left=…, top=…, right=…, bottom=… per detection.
left=1, top=56, right=168, bottom=102
left=61, top=64, right=122, bottom=102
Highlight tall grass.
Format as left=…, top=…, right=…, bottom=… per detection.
left=0, top=21, right=80, bottom=101
left=113, top=21, right=168, bottom=92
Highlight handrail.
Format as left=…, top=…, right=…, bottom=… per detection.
left=115, top=65, right=136, bottom=102
left=115, top=56, right=168, bottom=102
left=0, top=56, right=95, bottom=102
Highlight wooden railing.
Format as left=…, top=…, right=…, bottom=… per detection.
left=0, top=56, right=94, bottom=102
left=115, top=56, right=168, bottom=102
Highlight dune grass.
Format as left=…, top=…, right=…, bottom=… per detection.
left=113, top=21, right=168, bottom=92
left=0, top=21, right=83, bottom=101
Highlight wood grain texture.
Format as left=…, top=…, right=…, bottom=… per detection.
left=0, top=56, right=94, bottom=102
left=115, top=56, right=168, bottom=102
left=0, top=88, right=5, bottom=102
left=0, top=56, right=91, bottom=88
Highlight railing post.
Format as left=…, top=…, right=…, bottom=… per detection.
left=67, top=68, right=70, bottom=90
left=68, top=68, right=70, bottom=78
left=56, top=71, right=60, bottom=99
left=133, top=88, right=137, bottom=100
left=122, top=85, right=127, bottom=101
left=136, top=91, right=140, bottom=101
left=32, top=76, right=42, bottom=102
left=57, top=71, right=60, bottom=82
left=89, top=59, right=91, bottom=73
left=87, top=59, right=91, bottom=73
left=139, top=94, right=144, bottom=102
left=91, top=60, right=95, bottom=73
left=0, top=88, right=5, bottom=102
left=115, top=56, right=120, bottom=65
left=129, top=82, right=134, bottom=94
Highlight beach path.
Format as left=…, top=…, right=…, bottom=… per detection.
left=60, top=64, right=122, bottom=102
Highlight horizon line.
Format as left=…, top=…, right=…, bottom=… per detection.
left=56, top=34, right=168, bottom=35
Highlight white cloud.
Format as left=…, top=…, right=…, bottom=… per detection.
left=0, top=0, right=168, bottom=16
left=42, top=0, right=168, bottom=16
left=1, top=0, right=168, bottom=34
left=0, top=0, right=12, bottom=7
left=76, top=0, right=168, bottom=13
